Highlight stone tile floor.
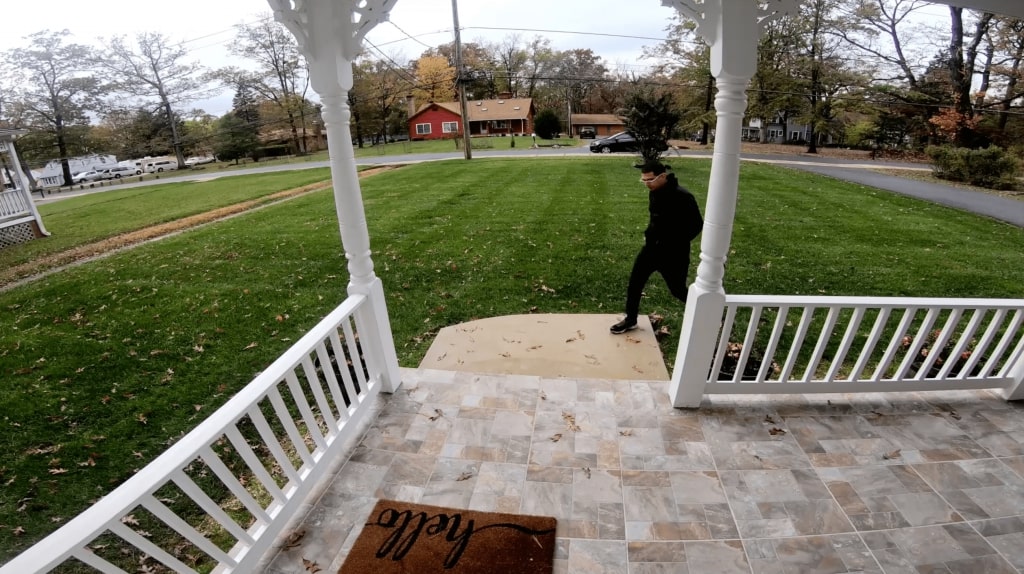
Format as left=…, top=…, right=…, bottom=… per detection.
left=266, top=368, right=1024, bottom=573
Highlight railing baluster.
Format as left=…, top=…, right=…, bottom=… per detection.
left=708, top=304, right=738, bottom=383
left=827, top=307, right=864, bottom=382
left=896, top=308, right=938, bottom=380
left=756, top=305, right=789, bottom=382
left=938, top=308, right=986, bottom=379
left=915, top=309, right=962, bottom=381
left=71, top=547, right=127, bottom=573
left=313, top=338, right=349, bottom=422
left=329, top=329, right=362, bottom=411
left=171, top=470, right=254, bottom=545
left=198, top=446, right=272, bottom=526
left=779, top=307, right=815, bottom=383
left=301, top=353, right=341, bottom=435
left=873, top=307, right=918, bottom=380
left=341, top=317, right=369, bottom=392
left=851, top=307, right=890, bottom=382
left=733, top=305, right=763, bottom=383
left=108, top=522, right=196, bottom=573
left=224, top=427, right=287, bottom=505
left=964, top=309, right=1008, bottom=377
left=980, top=309, right=1024, bottom=378
left=141, top=494, right=236, bottom=565
left=803, top=307, right=839, bottom=383
left=247, top=405, right=302, bottom=485
left=267, top=387, right=315, bottom=468
left=999, top=322, right=1024, bottom=378
left=284, top=371, right=329, bottom=453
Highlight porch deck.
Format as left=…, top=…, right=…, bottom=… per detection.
left=265, top=367, right=1024, bottom=574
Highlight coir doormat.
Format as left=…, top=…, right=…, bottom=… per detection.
left=338, top=499, right=558, bottom=573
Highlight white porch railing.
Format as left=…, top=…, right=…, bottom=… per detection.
left=0, top=189, right=30, bottom=223
left=705, top=295, right=1024, bottom=398
left=0, top=294, right=388, bottom=574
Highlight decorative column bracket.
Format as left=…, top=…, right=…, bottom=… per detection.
left=661, top=0, right=801, bottom=44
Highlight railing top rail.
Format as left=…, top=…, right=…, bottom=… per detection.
left=724, top=294, right=1024, bottom=309
left=0, top=294, right=367, bottom=574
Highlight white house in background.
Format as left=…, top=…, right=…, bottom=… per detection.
left=34, top=154, right=118, bottom=188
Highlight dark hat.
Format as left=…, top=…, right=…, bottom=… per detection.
left=634, top=159, right=669, bottom=174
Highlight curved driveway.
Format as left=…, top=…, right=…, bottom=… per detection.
left=35, top=145, right=1023, bottom=228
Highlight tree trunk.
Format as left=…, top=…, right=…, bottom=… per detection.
left=55, top=112, right=73, bottom=187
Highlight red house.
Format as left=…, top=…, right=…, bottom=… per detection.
left=407, top=97, right=534, bottom=141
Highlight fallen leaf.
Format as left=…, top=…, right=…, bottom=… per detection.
left=539, top=391, right=547, bottom=401
left=499, top=352, right=511, bottom=358
left=619, top=429, right=633, bottom=437
left=281, top=529, right=305, bottom=550
left=302, top=558, right=322, bottom=573
left=655, top=326, right=671, bottom=338
left=576, top=330, right=586, bottom=340
left=871, top=410, right=884, bottom=417
left=764, top=415, right=776, bottom=424
left=882, top=449, right=902, bottom=460
left=456, top=472, right=474, bottom=481
left=48, top=468, right=68, bottom=475
left=949, top=410, right=961, bottom=420
left=562, top=412, right=581, bottom=432
left=767, top=427, right=786, bottom=436
left=550, top=433, right=562, bottom=442
left=565, top=336, right=578, bottom=343
left=121, top=515, right=140, bottom=526
left=12, top=526, right=24, bottom=536
left=527, top=345, right=543, bottom=351
left=428, top=408, right=444, bottom=422
left=648, top=313, right=664, bottom=328
left=244, top=342, right=258, bottom=350
left=582, top=467, right=592, bottom=479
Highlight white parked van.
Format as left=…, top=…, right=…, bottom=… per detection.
left=144, top=160, right=178, bottom=173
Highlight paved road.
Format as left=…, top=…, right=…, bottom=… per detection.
left=34, top=145, right=1023, bottom=227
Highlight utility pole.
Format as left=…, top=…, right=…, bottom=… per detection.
left=451, top=0, right=472, bottom=159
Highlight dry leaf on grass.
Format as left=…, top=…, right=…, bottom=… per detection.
left=882, top=449, right=902, bottom=460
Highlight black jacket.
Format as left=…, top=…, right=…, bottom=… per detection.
left=644, top=174, right=703, bottom=249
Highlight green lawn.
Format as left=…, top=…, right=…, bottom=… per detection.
left=0, top=158, right=1022, bottom=560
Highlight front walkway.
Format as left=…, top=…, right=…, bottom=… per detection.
left=266, top=368, right=1024, bottom=573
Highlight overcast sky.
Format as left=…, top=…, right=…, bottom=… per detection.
left=1, top=0, right=685, bottom=115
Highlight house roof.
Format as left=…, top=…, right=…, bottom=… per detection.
left=571, top=114, right=623, bottom=126
left=411, top=98, right=534, bottom=122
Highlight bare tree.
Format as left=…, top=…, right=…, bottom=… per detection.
left=97, top=32, right=209, bottom=166
left=227, top=16, right=310, bottom=154
left=2, top=30, right=104, bottom=186
left=493, top=34, right=529, bottom=96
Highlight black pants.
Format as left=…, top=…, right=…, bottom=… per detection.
left=625, top=244, right=689, bottom=321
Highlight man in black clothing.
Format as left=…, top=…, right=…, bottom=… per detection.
left=610, top=160, right=704, bottom=334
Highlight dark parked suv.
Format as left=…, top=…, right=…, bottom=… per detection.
left=578, top=127, right=596, bottom=139
left=588, top=131, right=668, bottom=154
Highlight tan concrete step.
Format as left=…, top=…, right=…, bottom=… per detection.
left=418, top=313, right=669, bottom=381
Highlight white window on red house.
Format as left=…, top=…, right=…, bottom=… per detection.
left=442, top=121, right=459, bottom=133
left=416, top=123, right=432, bottom=135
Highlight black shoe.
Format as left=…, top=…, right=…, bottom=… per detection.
left=610, top=318, right=638, bottom=334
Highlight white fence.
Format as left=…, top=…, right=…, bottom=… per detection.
left=706, top=295, right=1024, bottom=397
left=0, top=294, right=385, bottom=574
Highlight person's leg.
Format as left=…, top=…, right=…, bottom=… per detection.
left=658, top=253, right=691, bottom=303
left=623, top=246, right=658, bottom=321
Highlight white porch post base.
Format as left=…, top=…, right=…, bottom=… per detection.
left=351, top=278, right=402, bottom=393
left=1002, top=358, right=1024, bottom=401
left=670, top=285, right=725, bottom=407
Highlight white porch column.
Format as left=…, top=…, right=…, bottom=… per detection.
left=4, top=138, right=50, bottom=236
left=663, top=0, right=799, bottom=407
left=271, top=0, right=402, bottom=392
